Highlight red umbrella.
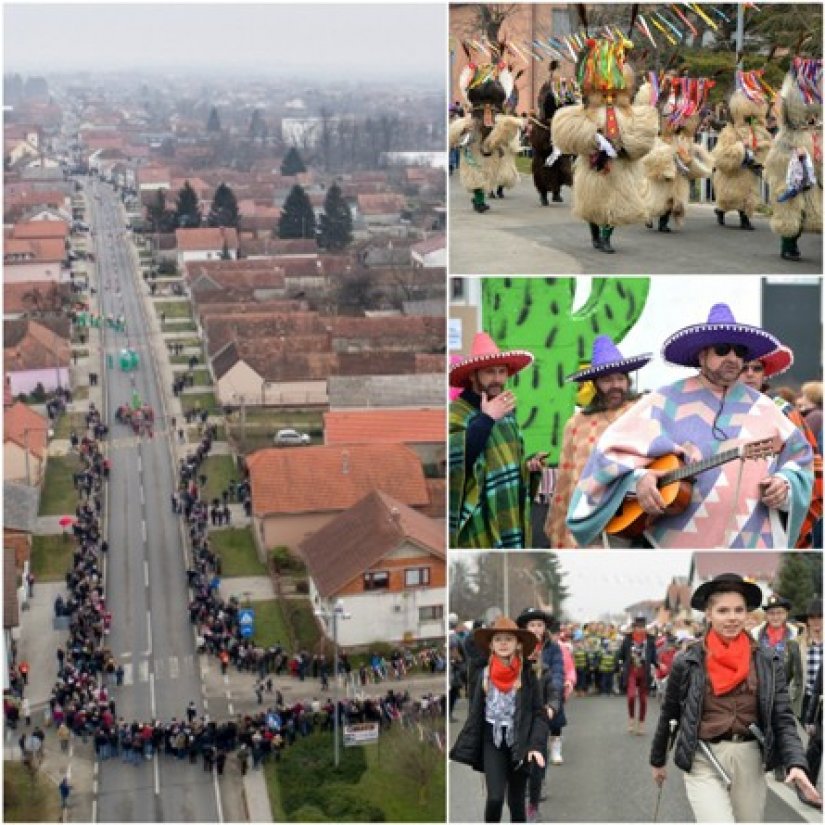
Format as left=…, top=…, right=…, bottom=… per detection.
left=58, top=516, right=76, bottom=528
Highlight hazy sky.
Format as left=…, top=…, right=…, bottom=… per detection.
left=4, top=3, right=446, bottom=79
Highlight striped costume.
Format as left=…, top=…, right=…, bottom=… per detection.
left=567, top=377, right=814, bottom=548
left=449, top=395, right=533, bottom=549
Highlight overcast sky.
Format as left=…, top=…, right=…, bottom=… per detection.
left=4, top=3, right=446, bottom=79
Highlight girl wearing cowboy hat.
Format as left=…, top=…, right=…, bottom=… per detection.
left=650, top=574, right=821, bottom=821
left=450, top=616, right=549, bottom=822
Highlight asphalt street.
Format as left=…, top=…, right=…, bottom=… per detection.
left=448, top=170, right=823, bottom=276
left=448, top=692, right=816, bottom=823
left=88, top=179, right=221, bottom=822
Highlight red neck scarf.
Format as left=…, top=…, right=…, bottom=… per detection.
left=705, top=629, right=751, bottom=696
left=632, top=630, right=646, bottom=645
left=489, top=655, right=522, bottom=693
left=766, top=625, right=786, bottom=647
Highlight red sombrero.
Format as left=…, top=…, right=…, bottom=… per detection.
left=449, top=332, right=533, bottom=388
left=758, top=345, right=793, bottom=379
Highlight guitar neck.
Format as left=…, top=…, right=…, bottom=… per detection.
left=659, top=447, right=741, bottom=487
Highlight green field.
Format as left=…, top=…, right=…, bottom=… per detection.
left=39, top=454, right=84, bottom=515
left=197, top=454, right=238, bottom=501
left=154, top=300, right=193, bottom=319
left=53, top=412, right=87, bottom=440
left=4, top=763, right=61, bottom=822
left=31, top=534, right=75, bottom=581
left=264, top=724, right=445, bottom=822
left=210, top=528, right=265, bottom=576
left=173, top=368, right=212, bottom=387
left=180, top=391, right=219, bottom=415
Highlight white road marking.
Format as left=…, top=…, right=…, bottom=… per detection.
left=119, top=651, right=131, bottom=659
left=154, top=756, right=160, bottom=795
left=140, top=485, right=144, bottom=506
left=213, top=766, right=224, bottom=823
left=227, top=702, right=234, bottom=716
left=121, top=663, right=133, bottom=685
left=149, top=673, right=156, bottom=717
left=92, top=800, right=97, bottom=823
left=169, top=656, right=179, bottom=680
left=137, top=455, right=142, bottom=473
left=141, top=520, right=146, bottom=543
left=93, top=763, right=98, bottom=778
left=139, top=660, right=149, bottom=684
left=146, top=614, right=152, bottom=650
left=144, top=561, right=149, bottom=588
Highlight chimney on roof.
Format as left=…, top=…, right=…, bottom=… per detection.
left=341, top=449, right=349, bottom=475
left=389, top=507, right=401, bottom=523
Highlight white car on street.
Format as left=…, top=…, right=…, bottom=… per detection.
left=274, top=428, right=310, bottom=446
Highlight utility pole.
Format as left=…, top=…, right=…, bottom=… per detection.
left=735, top=4, right=745, bottom=68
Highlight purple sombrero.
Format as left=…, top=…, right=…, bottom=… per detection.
left=662, top=303, right=779, bottom=368
left=565, top=335, right=652, bottom=383
left=449, top=332, right=534, bottom=388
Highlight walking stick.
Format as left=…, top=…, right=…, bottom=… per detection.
left=653, top=719, right=678, bottom=822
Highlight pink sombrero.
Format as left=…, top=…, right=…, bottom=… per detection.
left=449, top=332, right=533, bottom=389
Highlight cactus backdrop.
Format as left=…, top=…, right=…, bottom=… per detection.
left=481, top=277, right=650, bottom=463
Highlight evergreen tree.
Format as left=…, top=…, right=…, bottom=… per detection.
left=278, top=184, right=316, bottom=239
left=175, top=181, right=201, bottom=228
left=206, top=106, right=221, bottom=133
left=147, top=189, right=172, bottom=232
left=318, top=183, right=353, bottom=251
left=774, top=553, right=822, bottom=614
left=281, top=146, right=307, bottom=176
left=207, top=182, right=240, bottom=228
left=220, top=240, right=231, bottom=260
left=248, top=109, right=266, bottom=140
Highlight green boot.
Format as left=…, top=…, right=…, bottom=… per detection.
left=472, top=189, right=489, bottom=213
left=780, top=235, right=801, bottom=261
left=600, top=225, right=615, bottom=254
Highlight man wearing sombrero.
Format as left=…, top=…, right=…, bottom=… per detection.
left=567, top=304, right=814, bottom=548
left=739, top=343, right=823, bottom=548
left=545, top=335, right=651, bottom=548
left=449, top=332, right=544, bottom=548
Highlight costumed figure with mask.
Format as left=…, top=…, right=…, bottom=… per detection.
left=711, top=70, right=774, bottom=231
left=450, top=44, right=523, bottom=214
left=529, top=61, right=575, bottom=206
left=764, top=57, right=822, bottom=261
left=551, top=36, right=659, bottom=254
left=637, top=72, right=715, bottom=233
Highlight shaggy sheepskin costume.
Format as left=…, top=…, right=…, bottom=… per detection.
left=552, top=37, right=659, bottom=253
left=764, top=57, right=823, bottom=261
left=711, top=70, right=773, bottom=229
left=449, top=54, right=522, bottom=214
left=636, top=74, right=715, bottom=232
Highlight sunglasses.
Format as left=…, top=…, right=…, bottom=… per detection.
left=713, top=344, right=748, bottom=358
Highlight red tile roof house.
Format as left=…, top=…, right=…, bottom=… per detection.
left=3, top=237, right=68, bottom=283
left=3, top=401, right=49, bottom=485
left=4, top=318, right=71, bottom=396
left=175, top=227, right=239, bottom=268
left=246, top=443, right=431, bottom=553
left=355, top=193, right=407, bottom=226
left=299, top=490, right=446, bottom=647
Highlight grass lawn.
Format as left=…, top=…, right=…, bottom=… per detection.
left=516, top=154, right=532, bottom=174
left=199, top=454, right=238, bottom=501
left=167, top=337, right=202, bottom=350
left=162, top=320, right=197, bottom=332
left=173, top=368, right=212, bottom=387
left=248, top=599, right=292, bottom=648
left=53, top=412, right=87, bottom=440
left=281, top=598, right=321, bottom=651
left=209, top=528, right=265, bottom=576
left=4, top=763, right=61, bottom=822
left=73, top=386, right=89, bottom=401
left=31, top=534, right=75, bottom=581
left=39, top=454, right=83, bottom=516
left=155, top=300, right=192, bottom=319
left=72, top=348, right=90, bottom=358
left=181, top=391, right=219, bottom=415
left=170, top=353, right=203, bottom=365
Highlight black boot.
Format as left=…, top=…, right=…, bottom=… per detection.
left=600, top=226, right=615, bottom=254
left=658, top=212, right=672, bottom=232
left=496, top=186, right=504, bottom=199
left=739, top=211, right=754, bottom=230
left=539, top=192, right=549, bottom=207
left=488, top=190, right=497, bottom=200
left=473, top=201, right=490, bottom=213
left=589, top=223, right=602, bottom=250
left=715, top=208, right=725, bottom=226
left=552, top=192, right=563, bottom=203
left=780, top=235, right=801, bottom=261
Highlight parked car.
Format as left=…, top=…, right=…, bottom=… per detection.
left=274, top=428, right=310, bottom=446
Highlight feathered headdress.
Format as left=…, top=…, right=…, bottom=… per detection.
left=735, top=69, right=771, bottom=103
left=576, top=37, right=633, bottom=93
left=789, top=57, right=822, bottom=105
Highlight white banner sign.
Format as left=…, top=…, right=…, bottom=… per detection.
left=343, top=722, right=380, bottom=747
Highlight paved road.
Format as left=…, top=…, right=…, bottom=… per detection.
left=449, top=171, right=823, bottom=276
left=87, top=179, right=221, bottom=822
left=449, top=693, right=816, bottom=822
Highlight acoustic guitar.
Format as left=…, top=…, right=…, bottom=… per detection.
left=606, top=436, right=782, bottom=539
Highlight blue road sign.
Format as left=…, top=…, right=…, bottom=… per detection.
left=238, top=608, right=255, bottom=625
left=240, top=624, right=254, bottom=638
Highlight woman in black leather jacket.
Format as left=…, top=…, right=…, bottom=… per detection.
left=650, top=573, right=821, bottom=821
left=450, top=616, right=549, bottom=822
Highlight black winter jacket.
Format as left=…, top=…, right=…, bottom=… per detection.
left=650, top=639, right=808, bottom=774
left=450, top=660, right=549, bottom=773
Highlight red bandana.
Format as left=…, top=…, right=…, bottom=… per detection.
left=766, top=625, right=786, bottom=647
left=489, top=655, right=522, bottom=693
left=705, top=629, right=751, bottom=696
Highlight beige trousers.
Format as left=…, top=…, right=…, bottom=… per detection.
left=684, top=740, right=767, bottom=823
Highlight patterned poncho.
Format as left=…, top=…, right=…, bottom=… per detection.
left=566, top=377, right=814, bottom=548
left=449, top=395, right=533, bottom=548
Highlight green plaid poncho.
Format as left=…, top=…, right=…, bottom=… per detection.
left=449, top=396, right=532, bottom=549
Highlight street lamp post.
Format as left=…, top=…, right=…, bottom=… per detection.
left=315, top=598, right=350, bottom=767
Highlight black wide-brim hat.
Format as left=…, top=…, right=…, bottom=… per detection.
left=691, top=573, right=763, bottom=611
left=662, top=303, right=779, bottom=368
left=763, top=594, right=793, bottom=612
left=515, top=607, right=551, bottom=629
